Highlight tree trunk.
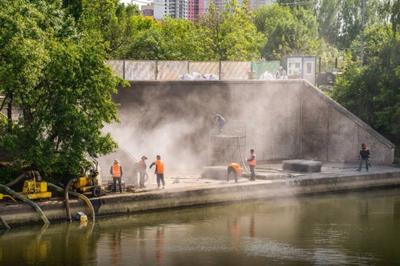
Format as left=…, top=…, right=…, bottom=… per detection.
left=7, top=93, right=13, bottom=130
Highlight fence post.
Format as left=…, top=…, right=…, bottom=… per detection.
left=122, top=60, right=126, bottom=80
left=155, top=60, right=158, bottom=80
left=219, top=61, right=222, bottom=80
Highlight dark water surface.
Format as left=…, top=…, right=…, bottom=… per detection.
left=1, top=189, right=400, bottom=266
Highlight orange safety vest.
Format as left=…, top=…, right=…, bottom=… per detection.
left=112, top=164, right=121, bottom=178
left=248, top=154, right=256, bottom=166
left=155, top=160, right=164, bottom=174
left=229, top=163, right=242, bottom=176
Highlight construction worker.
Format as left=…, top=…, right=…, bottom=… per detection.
left=247, top=149, right=256, bottom=181
left=138, top=156, right=148, bottom=188
left=214, top=113, right=225, bottom=133
left=150, top=155, right=165, bottom=189
left=110, top=159, right=123, bottom=193
left=357, top=143, right=370, bottom=172
left=227, top=163, right=242, bottom=183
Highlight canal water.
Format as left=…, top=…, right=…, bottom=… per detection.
left=1, top=189, right=400, bottom=266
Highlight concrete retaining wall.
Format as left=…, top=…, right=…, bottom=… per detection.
left=107, top=80, right=394, bottom=170
left=300, top=81, right=394, bottom=163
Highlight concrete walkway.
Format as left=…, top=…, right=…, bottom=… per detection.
left=1, top=163, right=400, bottom=227
left=121, top=163, right=400, bottom=195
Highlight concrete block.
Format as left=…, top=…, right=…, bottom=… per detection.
left=201, top=166, right=227, bottom=180
left=282, top=159, right=322, bottom=173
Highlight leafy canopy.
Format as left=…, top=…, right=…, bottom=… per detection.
left=0, top=0, right=120, bottom=183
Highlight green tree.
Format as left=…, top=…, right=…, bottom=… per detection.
left=0, top=0, right=120, bottom=183
left=159, top=18, right=211, bottom=60
left=219, top=0, right=264, bottom=60
left=316, top=0, right=341, bottom=45
left=201, top=0, right=263, bottom=60
left=199, top=1, right=223, bottom=59
left=71, top=0, right=139, bottom=58
left=255, top=4, right=320, bottom=59
left=122, top=16, right=165, bottom=59
left=332, top=24, right=400, bottom=147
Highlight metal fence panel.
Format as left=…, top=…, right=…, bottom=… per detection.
left=107, top=60, right=124, bottom=79
left=125, top=60, right=156, bottom=80
left=157, top=61, right=189, bottom=80
left=107, top=60, right=281, bottom=81
left=251, top=61, right=280, bottom=79
left=221, top=61, right=251, bottom=80
left=188, top=61, right=219, bottom=76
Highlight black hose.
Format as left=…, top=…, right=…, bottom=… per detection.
left=64, top=178, right=76, bottom=222
left=0, top=184, right=50, bottom=225
left=48, top=182, right=95, bottom=223
left=5, top=173, right=26, bottom=188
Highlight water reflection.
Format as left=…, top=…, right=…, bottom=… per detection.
left=155, top=226, right=165, bottom=265
left=249, top=214, right=255, bottom=238
left=1, top=189, right=400, bottom=266
left=110, top=229, right=122, bottom=265
left=393, top=200, right=400, bottom=223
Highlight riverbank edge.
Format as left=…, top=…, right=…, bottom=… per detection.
left=2, top=170, right=400, bottom=227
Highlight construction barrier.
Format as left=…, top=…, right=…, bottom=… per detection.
left=106, top=60, right=281, bottom=81
left=188, top=61, right=219, bottom=77
left=125, top=60, right=157, bottom=81
left=251, top=60, right=280, bottom=79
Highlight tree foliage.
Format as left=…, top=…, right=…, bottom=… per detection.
left=201, top=0, right=264, bottom=60
left=254, top=4, right=320, bottom=59
left=63, top=0, right=140, bottom=58
left=332, top=24, right=400, bottom=147
left=0, top=0, right=120, bottom=182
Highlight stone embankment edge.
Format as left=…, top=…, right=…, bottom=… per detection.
left=1, top=171, right=400, bottom=227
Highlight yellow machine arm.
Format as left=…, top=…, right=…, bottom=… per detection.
left=0, top=193, right=16, bottom=202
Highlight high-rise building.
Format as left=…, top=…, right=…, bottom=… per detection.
left=159, top=0, right=189, bottom=18
left=154, top=0, right=165, bottom=19
left=188, top=0, right=205, bottom=21
left=209, top=0, right=274, bottom=12
left=153, top=0, right=272, bottom=20
left=141, top=3, right=155, bottom=17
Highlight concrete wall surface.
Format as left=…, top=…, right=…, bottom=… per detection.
left=105, top=80, right=394, bottom=173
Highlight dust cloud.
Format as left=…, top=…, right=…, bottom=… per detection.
left=98, top=81, right=304, bottom=183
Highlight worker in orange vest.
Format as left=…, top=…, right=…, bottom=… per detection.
left=110, top=159, right=123, bottom=192
left=247, top=149, right=256, bottom=181
left=227, top=163, right=242, bottom=183
left=150, top=155, right=165, bottom=189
